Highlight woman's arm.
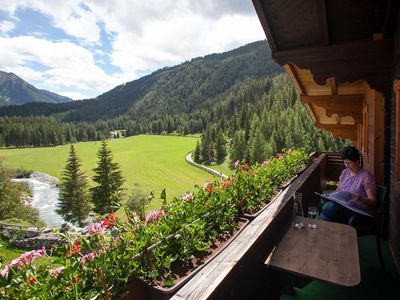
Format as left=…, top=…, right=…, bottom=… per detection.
left=353, top=185, right=377, bottom=207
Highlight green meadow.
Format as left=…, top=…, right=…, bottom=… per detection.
left=0, top=135, right=215, bottom=210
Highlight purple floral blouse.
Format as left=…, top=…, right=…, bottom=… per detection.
left=337, top=168, right=376, bottom=211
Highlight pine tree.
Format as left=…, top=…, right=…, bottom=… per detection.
left=215, top=131, right=226, bottom=163
left=56, top=145, right=90, bottom=226
left=193, top=141, right=201, bottom=163
left=91, top=140, right=125, bottom=214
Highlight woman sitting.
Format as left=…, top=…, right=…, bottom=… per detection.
left=319, top=146, right=377, bottom=224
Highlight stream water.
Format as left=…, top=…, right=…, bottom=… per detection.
left=13, top=178, right=65, bottom=228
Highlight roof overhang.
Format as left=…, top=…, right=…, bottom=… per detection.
left=252, top=0, right=397, bottom=142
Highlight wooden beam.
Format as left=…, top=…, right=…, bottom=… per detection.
left=284, top=64, right=306, bottom=95
left=315, top=0, right=330, bottom=45
left=301, top=94, right=363, bottom=108
left=272, top=39, right=393, bottom=94
left=304, top=103, right=317, bottom=123
left=316, top=124, right=358, bottom=141
left=317, top=124, right=358, bottom=132
left=252, top=0, right=277, bottom=51
left=302, top=94, right=363, bottom=122
left=326, top=78, right=337, bottom=95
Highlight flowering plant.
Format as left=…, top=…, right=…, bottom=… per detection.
left=0, top=148, right=309, bottom=299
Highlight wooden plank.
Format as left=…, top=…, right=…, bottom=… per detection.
left=265, top=216, right=360, bottom=287
left=284, top=64, right=306, bottom=95
left=252, top=0, right=277, bottom=51
left=315, top=0, right=330, bottom=45
left=326, top=78, right=337, bottom=95
left=302, top=94, right=363, bottom=106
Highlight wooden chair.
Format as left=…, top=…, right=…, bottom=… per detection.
left=347, top=185, right=387, bottom=272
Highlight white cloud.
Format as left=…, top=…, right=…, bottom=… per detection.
left=0, top=20, right=15, bottom=36
left=0, top=36, right=120, bottom=97
left=0, top=0, right=266, bottom=99
left=1, top=0, right=101, bottom=43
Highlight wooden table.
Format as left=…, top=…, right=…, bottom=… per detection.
left=265, top=216, right=360, bottom=287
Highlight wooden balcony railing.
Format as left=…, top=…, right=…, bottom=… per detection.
left=171, top=153, right=341, bottom=300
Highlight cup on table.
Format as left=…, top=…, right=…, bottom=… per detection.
left=307, top=206, right=318, bottom=228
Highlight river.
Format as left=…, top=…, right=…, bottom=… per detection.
left=13, top=178, right=65, bottom=228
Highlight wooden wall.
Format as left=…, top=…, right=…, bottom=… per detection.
left=362, top=88, right=385, bottom=185
left=389, top=12, right=400, bottom=270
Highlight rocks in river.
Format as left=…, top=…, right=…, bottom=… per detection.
left=30, top=171, right=59, bottom=185
left=20, top=195, right=33, bottom=206
left=9, top=232, right=64, bottom=251
left=25, top=227, right=40, bottom=238
left=42, top=227, right=53, bottom=233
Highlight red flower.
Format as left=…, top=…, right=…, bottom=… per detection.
left=103, top=213, right=118, bottom=228
left=74, top=275, right=81, bottom=284
left=28, top=276, right=37, bottom=284
left=244, top=163, right=250, bottom=170
left=221, top=180, right=231, bottom=189
left=206, top=186, right=213, bottom=193
left=68, top=240, right=81, bottom=255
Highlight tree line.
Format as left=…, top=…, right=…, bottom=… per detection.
left=194, top=75, right=348, bottom=166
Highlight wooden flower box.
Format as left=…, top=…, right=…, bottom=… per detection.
left=240, top=189, right=283, bottom=221
left=116, top=218, right=249, bottom=300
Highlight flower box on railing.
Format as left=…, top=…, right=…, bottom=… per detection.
left=240, top=189, right=283, bottom=221
left=116, top=218, right=249, bottom=300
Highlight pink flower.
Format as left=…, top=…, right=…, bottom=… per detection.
left=87, top=222, right=106, bottom=235
left=182, top=193, right=193, bottom=201
left=81, top=252, right=95, bottom=266
left=234, top=160, right=241, bottom=169
left=0, top=247, right=46, bottom=277
left=145, top=210, right=165, bottom=224
left=261, top=160, right=269, bottom=167
left=203, top=181, right=212, bottom=189
left=48, top=266, right=65, bottom=276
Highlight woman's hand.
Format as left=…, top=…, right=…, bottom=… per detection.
left=351, top=193, right=360, bottom=201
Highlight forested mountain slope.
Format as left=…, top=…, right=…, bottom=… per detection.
left=0, top=41, right=281, bottom=122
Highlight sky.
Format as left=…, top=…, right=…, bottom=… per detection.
left=0, top=0, right=265, bottom=100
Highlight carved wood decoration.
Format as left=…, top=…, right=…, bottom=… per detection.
left=272, top=39, right=393, bottom=94
left=302, top=95, right=363, bottom=122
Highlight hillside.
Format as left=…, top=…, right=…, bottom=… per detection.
left=0, top=40, right=282, bottom=122
left=0, top=71, right=72, bottom=106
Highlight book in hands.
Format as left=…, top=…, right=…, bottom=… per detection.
left=315, top=191, right=374, bottom=217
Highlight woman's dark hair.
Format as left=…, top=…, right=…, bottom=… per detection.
left=341, top=146, right=360, bottom=163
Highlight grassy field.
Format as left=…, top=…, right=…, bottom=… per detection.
left=0, top=135, right=214, bottom=210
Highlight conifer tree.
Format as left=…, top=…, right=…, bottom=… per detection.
left=91, top=140, right=125, bottom=214
left=215, top=131, right=226, bottom=163
left=56, top=145, right=90, bottom=226
left=193, top=141, right=201, bottom=163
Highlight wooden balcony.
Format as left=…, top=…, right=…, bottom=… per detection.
left=171, top=153, right=400, bottom=299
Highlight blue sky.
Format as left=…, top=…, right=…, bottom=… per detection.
left=0, top=1, right=265, bottom=100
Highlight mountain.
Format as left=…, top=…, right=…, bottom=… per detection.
left=0, top=71, right=73, bottom=106
left=0, top=40, right=282, bottom=122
